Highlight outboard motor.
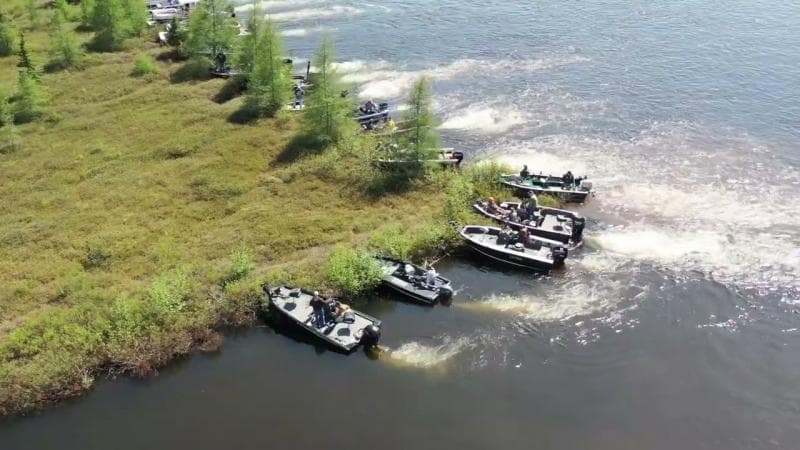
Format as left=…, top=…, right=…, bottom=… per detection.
left=452, top=151, right=465, bottom=165
left=579, top=180, right=592, bottom=192
left=379, top=102, right=389, bottom=111
left=437, top=285, right=454, bottom=302
left=572, top=217, right=586, bottom=242
left=361, top=323, right=381, bottom=346
left=552, top=246, right=568, bottom=266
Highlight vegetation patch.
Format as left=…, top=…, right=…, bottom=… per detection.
left=325, top=247, right=384, bottom=297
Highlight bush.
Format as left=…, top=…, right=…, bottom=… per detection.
left=148, top=269, right=192, bottom=315
left=132, top=53, right=157, bottom=77
left=325, top=247, right=383, bottom=297
left=223, top=245, right=256, bottom=286
left=369, top=223, right=457, bottom=261
left=537, top=194, right=562, bottom=208
left=81, top=245, right=110, bottom=270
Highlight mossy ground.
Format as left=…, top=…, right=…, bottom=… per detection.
left=0, top=1, right=461, bottom=415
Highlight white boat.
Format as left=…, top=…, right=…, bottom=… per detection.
left=264, top=285, right=382, bottom=352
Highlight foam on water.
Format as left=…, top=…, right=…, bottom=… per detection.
left=439, top=104, right=527, bottom=134
left=267, top=5, right=364, bottom=22
left=336, top=55, right=589, bottom=99
left=462, top=281, right=622, bottom=322
left=386, top=337, right=472, bottom=369
left=233, top=0, right=321, bottom=13
left=280, top=26, right=330, bottom=37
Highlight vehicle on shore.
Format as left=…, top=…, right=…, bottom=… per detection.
left=473, top=200, right=585, bottom=248
left=377, top=257, right=454, bottom=305
left=263, top=285, right=382, bottom=352
left=459, top=225, right=569, bottom=271
left=500, top=173, right=593, bottom=203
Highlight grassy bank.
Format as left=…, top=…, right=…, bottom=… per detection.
left=0, top=1, right=526, bottom=415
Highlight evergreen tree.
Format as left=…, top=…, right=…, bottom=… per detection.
left=80, top=0, right=96, bottom=29
left=234, top=0, right=263, bottom=77
left=17, top=33, right=35, bottom=73
left=50, top=8, right=82, bottom=69
left=54, top=0, right=72, bottom=22
left=14, top=70, right=46, bottom=123
left=185, top=0, right=237, bottom=59
left=245, top=19, right=291, bottom=117
left=166, top=16, right=185, bottom=47
left=400, top=77, right=440, bottom=160
left=0, top=9, right=15, bottom=57
left=121, top=0, right=148, bottom=37
left=304, top=38, right=354, bottom=145
left=91, top=0, right=129, bottom=51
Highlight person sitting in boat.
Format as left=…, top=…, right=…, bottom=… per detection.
left=524, top=194, right=539, bottom=217
left=499, top=225, right=514, bottom=246
left=425, top=265, right=438, bottom=287
left=520, top=165, right=530, bottom=178
left=562, top=170, right=575, bottom=186
left=364, top=99, right=379, bottom=114
left=518, top=227, right=531, bottom=245
left=404, top=263, right=415, bottom=278
left=508, top=209, right=520, bottom=223
left=310, top=291, right=328, bottom=327
left=293, top=84, right=304, bottom=108
left=486, top=197, right=507, bottom=215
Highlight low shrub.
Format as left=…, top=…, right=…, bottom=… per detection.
left=131, top=53, right=157, bottom=77
left=369, top=223, right=458, bottom=261
left=325, top=247, right=383, bottom=297
left=170, top=57, right=211, bottom=83
left=223, top=245, right=256, bottom=287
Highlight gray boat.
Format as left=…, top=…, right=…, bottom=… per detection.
left=377, top=257, right=454, bottom=305
left=264, top=285, right=382, bottom=352
left=459, top=225, right=568, bottom=271
left=473, top=200, right=585, bottom=248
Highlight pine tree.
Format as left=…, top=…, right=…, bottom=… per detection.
left=245, top=19, right=291, bottom=117
left=400, top=77, right=440, bottom=160
left=166, top=16, right=185, bottom=47
left=17, top=33, right=35, bottom=73
left=304, top=38, right=354, bottom=145
left=0, top=9, right=15, bottom=57
left=185, top=0, right=238, bottom=59
left=80, top=0, right=96, bottom=29
left=50, top=8, right=82, bottom=69
left=91, top=0, right=129, bottom=51
left=121, top=0, right=147, bottom=37
left=14, top=70, right=46, bottom=123
left=234, top=0, right=263, bottom=77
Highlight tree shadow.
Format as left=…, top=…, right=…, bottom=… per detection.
left=169, top=58, right=212, bottom=83
left=213, top=76, right=247, bottom=104
left=155, top=48, right=186, bottom=63
left=271, top=132, right=328, bottom=165
left=361, top=167, right=423, bottom=198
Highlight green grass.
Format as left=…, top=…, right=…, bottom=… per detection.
left=0, top=0, right=508, bottom=416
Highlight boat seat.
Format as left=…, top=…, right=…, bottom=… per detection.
left=284, top=302, right=297, bottom=311
left=556, top=215, right=568, bottom=222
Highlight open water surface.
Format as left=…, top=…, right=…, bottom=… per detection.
left=2, top=0, right=800, bottom=448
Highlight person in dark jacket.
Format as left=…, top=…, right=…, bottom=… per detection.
left=310, top=291, right=328, bottom=327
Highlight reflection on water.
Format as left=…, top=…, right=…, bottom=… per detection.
left=3, top=0, right=800, bottom=448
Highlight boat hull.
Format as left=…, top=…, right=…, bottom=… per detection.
left=463, top=239, right=558, bottom=271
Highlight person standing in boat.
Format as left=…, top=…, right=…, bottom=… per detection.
left=520, top=165, right=530, bottom=178
left=425, top=265, right=438, bottom=287
left=562, top=170, right=575, bottom=186
left=310, top=291, right=328, bottom=327
left=524, top=194, right=538, bottom=219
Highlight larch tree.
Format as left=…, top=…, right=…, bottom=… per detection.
left=245, top=19, right=291, bottom=117
left=0, top=9, right=15, bottom=57
left=304, top=37, right=354, bottom=145
left=400, top=77, right=440, bottom=160
left=50, top=4, right=82, bottom=69
left=185, top=0, right=238, bottom=60
left=234, top=0, right=263, bottom=77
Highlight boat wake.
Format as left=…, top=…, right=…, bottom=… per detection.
left=281, top=26, right=331, bottom=37
left=461, top=280, right=624, bottom=322
left=439, top=104, right=527, bottom=134
left=385, top=336, right=472, bottom=369
left=267, top=5, right=364, bottom=22
left=334, top=54, right=589, bottom=99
